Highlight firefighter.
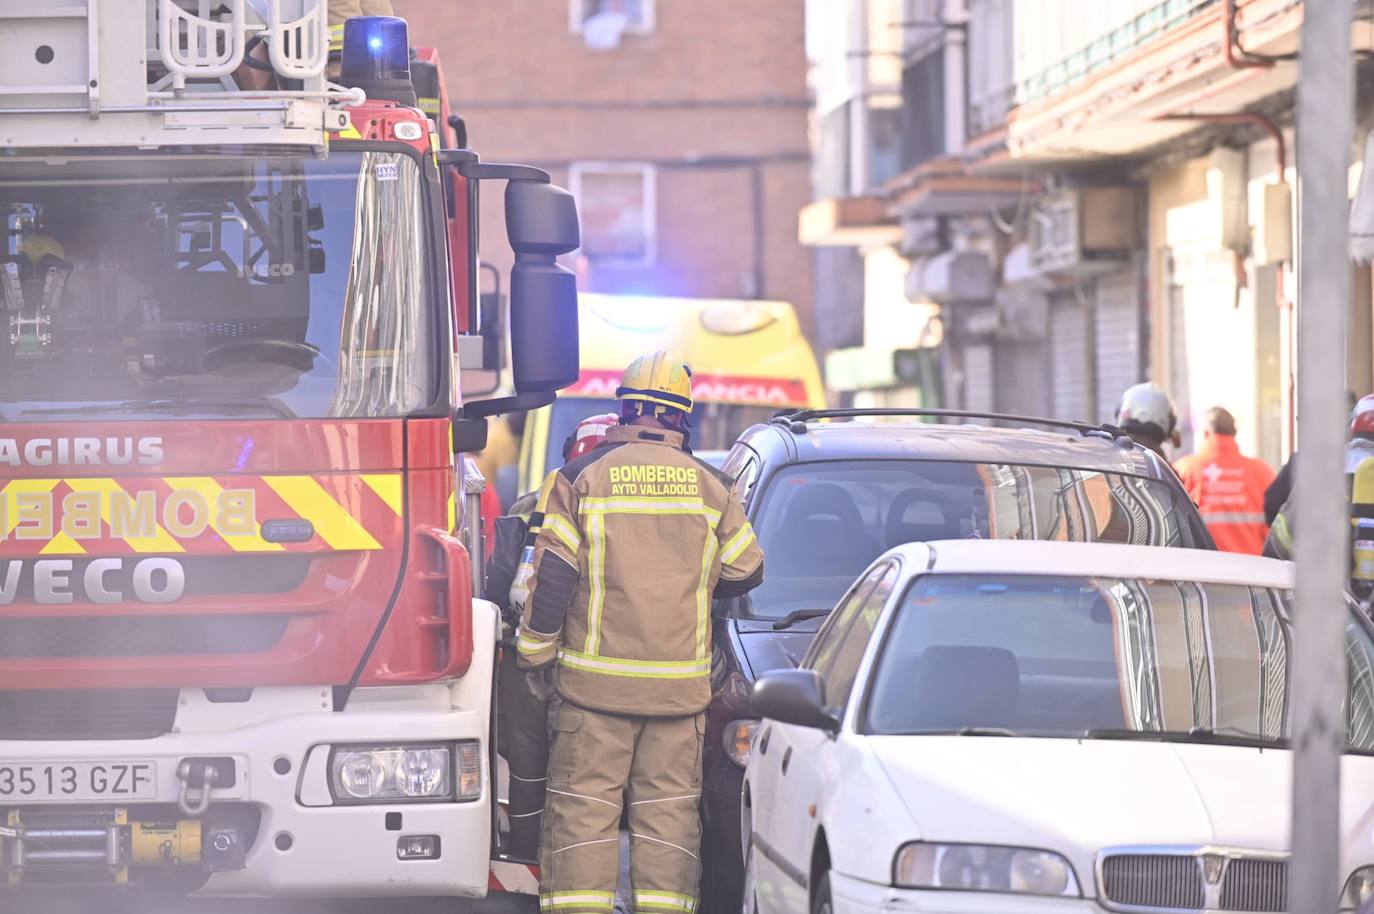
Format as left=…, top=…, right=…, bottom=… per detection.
left=486, top=413, right=617, bottom=859
left=1266, top=395, right=1374, bottom=566
left=1173, top=407, right=1276, bottom=555
left=327, top=0, right=395, bottom=25
left=1115, top=382, right=1181, bottom=459
left=517, top=352, right=764, bottom=914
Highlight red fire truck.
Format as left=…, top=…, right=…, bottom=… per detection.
left=0, top=1, right=577, bottom=900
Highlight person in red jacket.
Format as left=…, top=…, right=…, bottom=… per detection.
left=1175, top=407, right=1276, bottom=554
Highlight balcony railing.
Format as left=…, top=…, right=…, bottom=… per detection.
left=1013, top=0, right=1216, bottom=107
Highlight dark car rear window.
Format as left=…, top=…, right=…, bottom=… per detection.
left=743, top=460, right=1209, bottom=621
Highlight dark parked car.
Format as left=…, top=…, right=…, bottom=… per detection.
left=697, top=408, right=1216, bottom=913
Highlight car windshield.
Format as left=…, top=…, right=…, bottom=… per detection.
left=544, top=397, right=780, bottom=470
left=743, top=460, right=1210, bottom=620
left=865, top=573, right=1374, bottom=751
left=0, top=151, right=435, bottom=421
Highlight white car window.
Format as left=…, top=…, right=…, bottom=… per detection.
left=803, top=565, right=884, bottom=673
left=864, top=572, right=1374, bottom=751
left=809, top=562, right=897, bottom=710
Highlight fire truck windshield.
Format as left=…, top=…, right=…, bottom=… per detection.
left=0, top=150, right=436, bottom=421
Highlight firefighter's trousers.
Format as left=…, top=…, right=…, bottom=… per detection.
left=497, top=652, right=549, bottom=860
left=540, top=700, right=705, bottom=914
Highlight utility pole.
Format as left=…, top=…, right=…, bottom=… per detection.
left=1291, top=0, right=1355, bottom=909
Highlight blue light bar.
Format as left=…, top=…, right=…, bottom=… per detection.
left=341, top=16, right=410, bottom=86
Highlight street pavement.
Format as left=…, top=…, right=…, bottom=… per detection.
left=1, top=894, right=539, bottom=914
left=2, top=835, right=634, bottom=914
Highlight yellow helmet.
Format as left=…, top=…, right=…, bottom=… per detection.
left=616, top=351, right=694, bottom=416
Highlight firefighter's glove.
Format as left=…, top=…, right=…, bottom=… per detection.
left=525, top=668, right=556, bottom=702
left=497, top=606, right=525, bottom=646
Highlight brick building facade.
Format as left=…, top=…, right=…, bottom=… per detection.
left=392, top=0, right=814, bottom=323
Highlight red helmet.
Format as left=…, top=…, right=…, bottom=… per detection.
left=562, top=413, right=618, bottom=461
left=1352, top=395, right=1374, bottom=437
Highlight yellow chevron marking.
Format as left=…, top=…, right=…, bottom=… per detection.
left=448, top=494, right=457, bottom=533
left=162, top=477, right=283, bottom=552
left=360, top=474, right=403, bottom=516
left=1, top=479, right=59, bottom=537
left=338, top=122, right=362, bottom=139
left=41, top=530, right=86, bottom=555
left=263, top=476, right=381, bottom=551
left=63, top=478, right=185, bottom=554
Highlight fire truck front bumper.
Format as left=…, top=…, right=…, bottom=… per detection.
left=0, top=699, right=495, bottom=898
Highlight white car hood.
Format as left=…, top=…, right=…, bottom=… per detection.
left=868, top=736, right=1374, bottom=860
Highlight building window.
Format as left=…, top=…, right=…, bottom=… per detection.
left=570, top=0, right=655, bottom=35
left=901, top=48, right=946, bottom=170
left=568, top=163, right=656, bottom=267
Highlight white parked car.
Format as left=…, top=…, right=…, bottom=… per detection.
left=741, top=540, right=1374, bottom=914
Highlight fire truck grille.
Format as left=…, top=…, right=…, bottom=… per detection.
left=0, top=614, right=290, bottom=658
left=0, top=689, right=179, bottom=739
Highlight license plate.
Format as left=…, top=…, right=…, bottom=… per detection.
left=0, top=761, right=157, bottom=801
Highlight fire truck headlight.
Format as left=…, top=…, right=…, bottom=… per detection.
left=334, top=750, right=390, bottom=800
left=330, top=744, right=464, bottom=803
left=396, top=747, right=451, bottom=798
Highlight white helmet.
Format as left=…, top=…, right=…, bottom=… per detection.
left=1116, top=382, right=1178, bottom=440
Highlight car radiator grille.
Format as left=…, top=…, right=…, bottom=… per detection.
left=0, top=689, right=179, bottom=739
left=1219, top=858, right=1288, bottom=912
left=1100, top=852, right=1287, bottom=912
left=1102, top=854, right=1205, bottom=909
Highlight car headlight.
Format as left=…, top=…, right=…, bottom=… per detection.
left=330, top=742, right=480, bottom=804
left=894, top=842, right=1081, bottom=897
left=1341, top=866, right=1374, bottom=911
left=723, top=719, right=760, bottom=768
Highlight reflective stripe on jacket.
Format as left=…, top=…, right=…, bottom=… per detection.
left=1174, top=435, right=1276, bottom=555
left=516, top=425, right=764, bottom=716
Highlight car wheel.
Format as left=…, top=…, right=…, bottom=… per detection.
left=811, top=872, right=833, bottom=914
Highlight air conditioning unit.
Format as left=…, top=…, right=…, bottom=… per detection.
left=905, top=250, right=994, bottom=304
left=1029, top=187, right=1137, bottom=274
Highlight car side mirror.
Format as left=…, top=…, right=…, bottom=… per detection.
left=750, top=670, right=840, bottom=735
left=506, top=180, right=580, bottom=395
left=452, top=416, right=488, bottom=454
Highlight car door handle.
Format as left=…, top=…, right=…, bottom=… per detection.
left=759, top=727, right=771, bottom=756
left=781, top=747, right=792, bottom=775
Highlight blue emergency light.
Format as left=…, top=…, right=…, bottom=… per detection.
left=340, top=16, right=417, bottom=106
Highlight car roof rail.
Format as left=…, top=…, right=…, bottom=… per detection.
left=770, top=407, right=1128, bottom=440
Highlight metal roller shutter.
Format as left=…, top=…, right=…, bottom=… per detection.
left=1095, top=268, right=1142, bottom=426
left=963, top=344, right=994, bottom=413
left=994, top=339, right=1049, bottom=417
left=1049, top=292, right=1089, bottom=423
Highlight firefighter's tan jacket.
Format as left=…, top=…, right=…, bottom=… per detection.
left=516, top=425, right=764, bottom=717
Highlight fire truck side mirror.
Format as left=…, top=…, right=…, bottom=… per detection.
left=506, top=181, right=580, bottom=395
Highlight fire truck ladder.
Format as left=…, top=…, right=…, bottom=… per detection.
left=0, top=0, right=356, bottom=149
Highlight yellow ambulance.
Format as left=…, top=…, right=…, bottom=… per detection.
left=515, top=293, right=826, bottom=493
